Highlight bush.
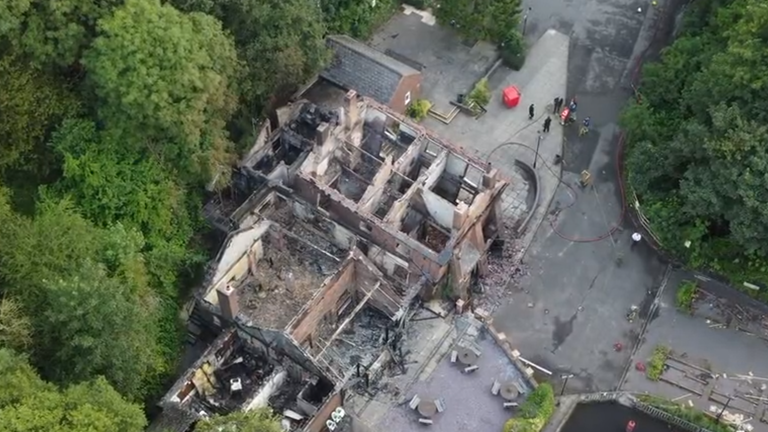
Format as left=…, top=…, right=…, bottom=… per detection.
left=503, top=383, right=555, bottom=432
left=646, top=345, right=670, bottom=381
left=500, top=32, right=527, bottom=71
left=676, top=280, right=697, bottom=313
left=467, top=78, right=491, bottom=107
left=638, top=395, right=733, bottom=432
left=407, top=99, right=432, bottom=121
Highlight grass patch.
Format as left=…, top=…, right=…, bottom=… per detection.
left=676, top=280, right=697, bottom=313
left=637, top=394, right=733, bottom=432
left=503, top=383, right=555, bottom=432
left=646, top=345, right=670, bottom=381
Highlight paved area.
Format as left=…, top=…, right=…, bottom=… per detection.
left=375, top=15, right=569, bottom=246
left=488, top=0, right=672, bottom=394
left=422, top=30, right=570, bottom=251
left=622, top=269, right=768, bottom=432
left=381, top=332, right=532, bottom=431
left=370, top=12, right=498, bottom=112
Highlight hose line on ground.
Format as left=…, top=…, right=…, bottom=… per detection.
left=485, top=133, right=628, bottom=243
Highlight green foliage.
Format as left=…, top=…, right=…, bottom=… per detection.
left=48, top=119, right=199, bottom=288
left=500, top=31, right=527, bottom=71
left=0, top=192, right=167, bottom=400
left=0, top=297, right=32, bottom=352
left=503, top=383, right=555, bottom=432
left=0, top=0, right=121, bottom=68
left=622, top=0, right=768, bottom=295
left=0, top=53, right=79, bottom=174
left=194, top=408, right=282, bottom=432
left=407, top=99, right=432, bottom=121
left=646, top=345, right=670, bottom=381
left=168, top=0, right=330, bottom=151
left=435, top=0, right=522, bottom=44
left=321, top=0, right=399, bottom=39
left=676, top=280, right=697, bottom=313
left=0, top=349, right=147, bottom=432
left=85, top=0, right=241, bottom=185
left=467, top=78, right=491, bottom=107
left=638, top=394, right=733, bottom=432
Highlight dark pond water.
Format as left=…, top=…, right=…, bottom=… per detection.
left=562, top=402, right=681, bottom=432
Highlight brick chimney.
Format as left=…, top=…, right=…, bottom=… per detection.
left=315, top=122, right=330, bottom=147
left=345, top=90, right=359, bottom=130
left=453, top=202, right=469, bottom=231
left=216, top=284, right=240, bottom=321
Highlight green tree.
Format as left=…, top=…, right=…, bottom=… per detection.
left=0, top=348, right=147, bottom=432
left=435, top=0, right=522, bottom=43
left=0, top=0, right=121, bottom=68
left=48, top=118, right=199, bottom=288
left=84, top=0, right=241, bottom=184
left=622, top=0, right=768, bottom=290
left=0, top=193, right=165, bottom=400
left=0, top=54, right=79, bottom=173
left=0, top=297, right=32, bottom=352
left=320, top=0, right=398, bottom=38
left=170, top=0, right=330, bottom=148
left=194, top=408, right=282, bottom=432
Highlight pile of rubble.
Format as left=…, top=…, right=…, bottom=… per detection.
left=474, top=226, right=530, bottom=312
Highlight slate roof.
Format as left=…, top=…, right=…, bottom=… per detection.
left=146, top=405, right=199, bottom=432
left=322, top=35, right=420, bottom=106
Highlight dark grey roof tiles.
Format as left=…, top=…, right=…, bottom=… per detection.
left=321, top=35, right=419, bottom=105
left=146, top=405, right=199, bottom=432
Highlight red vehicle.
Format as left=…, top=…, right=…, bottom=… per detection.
left=559, top=98, right=578, bottom=125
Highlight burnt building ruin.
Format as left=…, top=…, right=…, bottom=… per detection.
left=157, top=90, right=510, bottom=432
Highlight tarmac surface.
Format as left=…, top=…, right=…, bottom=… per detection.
left=622, top=270, right=768, bottom=432
left=490, top=0, right=673, bottom=393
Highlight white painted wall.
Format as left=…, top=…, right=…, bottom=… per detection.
left=211, top=221, right=272, bottom=285
left=244, top=369, right=287, bottom=411
left=421, top=189, right=455, bottom=230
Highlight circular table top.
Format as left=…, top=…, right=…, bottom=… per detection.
left=457, top=347, right=478, bottom=366
left=500, top=383, right=519, bottom=401
left=418, top=400, right=437, bottom=417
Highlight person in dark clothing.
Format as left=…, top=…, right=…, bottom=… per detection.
left=543, top=116, right=552, bottom=132
left=553, top=97, right=563, bottom=114
left=528, top=104, right=535, bottom=120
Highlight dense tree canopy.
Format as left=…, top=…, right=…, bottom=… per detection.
left=0, top=0, right=121, bottom=68
left=0, top=349, right=147, bottom=432
left=622, top=0, right=768, bottom=289
left=0, top=191, right=165, bottom=399
left=0, top=0, right=406, bottom=422
left=435, top=0, right=523, bottom=44
left=85, top=0, right=241, bottom=184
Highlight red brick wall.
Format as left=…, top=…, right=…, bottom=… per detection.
left=389, top=73, right=422, bottom=114
left=290, top=263, right=355, bottom=345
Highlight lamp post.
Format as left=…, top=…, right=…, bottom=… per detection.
left=533, top=134, right=543, bottom=169
left=716, top=394, right=733, bottom=423
left=560, top=374, right=574, bottom=396
left=522, top=7, right=532, bottom=36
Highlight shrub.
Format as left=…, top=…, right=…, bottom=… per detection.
left=467, top=78, right=491, bottom=107
left=638, top=395, right=733, bottom=432
left=503, top=383, right=555, bottom=432
left=406, top=99, right=432, bottom=121
left=646, top=345, right=670, bottom=381
left=676, top=280, right=697, bottom=313
left=500, top=31, right=527, bottom=71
